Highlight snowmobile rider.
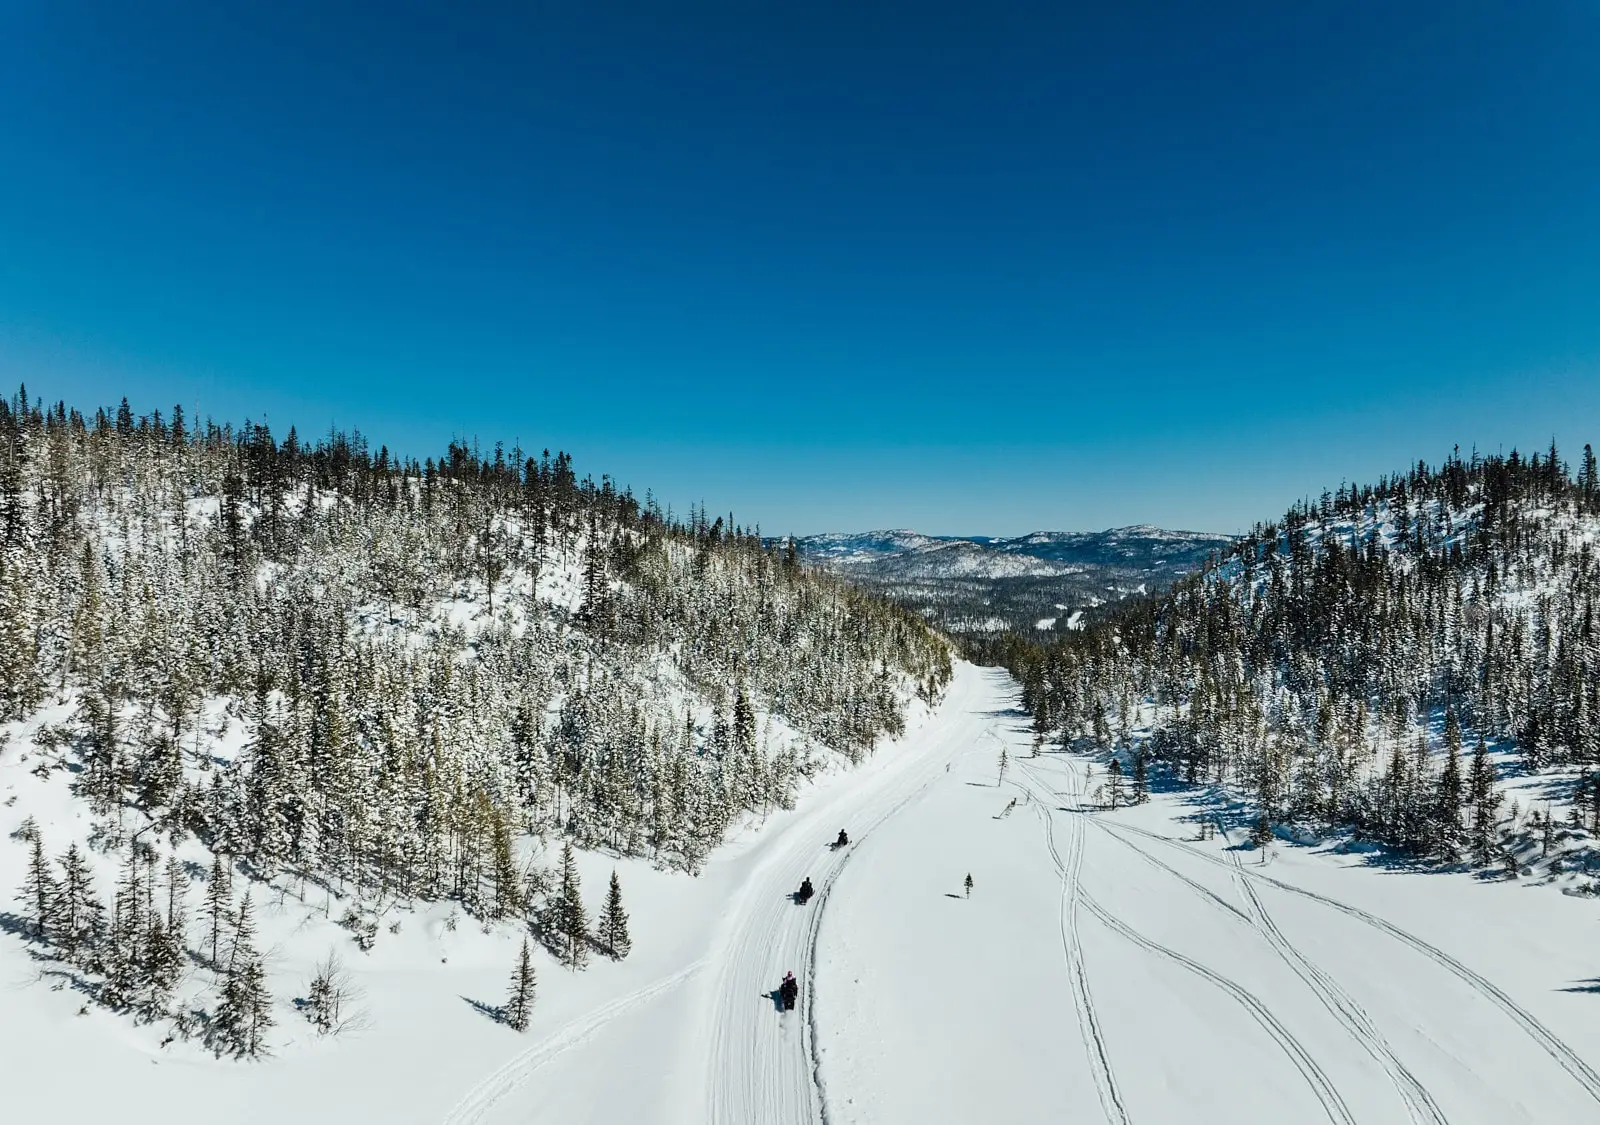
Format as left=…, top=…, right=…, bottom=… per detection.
left=780, top=970, right=798, bottom=1009
left=835, top=828, right=849, bottom=847
left=798, top=876, right=814, bottom=901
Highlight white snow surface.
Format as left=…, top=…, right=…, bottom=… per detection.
left=8, top=664, right=1600, bottom=1123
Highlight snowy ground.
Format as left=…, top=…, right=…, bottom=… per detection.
left=7, top=664, right=1600, bottom=1123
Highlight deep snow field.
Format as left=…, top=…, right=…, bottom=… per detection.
left=6, top=663, right=1600, bottom=1124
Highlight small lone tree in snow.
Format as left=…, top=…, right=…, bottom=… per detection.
left=305, top=950, right=364, bottom=1036
left=554, top=841, right=589, bottom=969
left=1132, top=750, right=1149, bottom=804
left=597, top=870, right=631, bottom=960
left=963, top=873, right=973, bottom=898
left=997, top=747, right=1009, bottom=786
left=1106, top=759, right=1124, bottom=809
left=506, top=938, right=537, bottom=1032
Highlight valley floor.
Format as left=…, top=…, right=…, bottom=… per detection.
left=7, top=664, right=1600, bottom=1123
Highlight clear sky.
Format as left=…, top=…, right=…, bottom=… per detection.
left=2, top=2, right=1598, bottom=537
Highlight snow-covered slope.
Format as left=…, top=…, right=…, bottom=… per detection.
left=14, top=664, right=1594, bottom=1123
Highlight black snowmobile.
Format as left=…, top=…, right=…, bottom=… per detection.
left=829, top=829, right=849, bottom=851
left=780, top=973, right=798, bottom=1011
left=795, top=877, right=815, bottom=905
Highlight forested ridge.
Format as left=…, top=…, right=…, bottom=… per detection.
left=1003, top=443, right=1600, bottom=864
left=0, top=387, right=950, bottom=1051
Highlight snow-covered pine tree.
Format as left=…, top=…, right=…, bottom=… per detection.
left=505, top=938, right=536, bottom=1031
left=164, top=854, right=188, bottom=941
left=141, top=913, right=182, bottom=1020
left=204, top=854, right=231, bottom=968
left=554, top=841, right=589, bottom=969
left=19, top=830, right=57, bottom=941
left=597, top=869, right=631, bottom=960
left=102, top=841, right=149, bottom=1010
left=55, top=842, right=100, bottom=963
left=1251, top=814, right=1273, bottom=849
left=213, top=890, right=272, bottom=1057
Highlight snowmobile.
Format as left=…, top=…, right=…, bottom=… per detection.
left=829, top=829, right=849, bottom=851
left=780, top=971, right=798, bottom=1011
left=795, top=877, right=815, bottom=905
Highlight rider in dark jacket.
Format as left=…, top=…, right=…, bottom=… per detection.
left=780, top=971, right=798, bottom=1009
left=798, top=876, right=814, bottom=901
left=835, top=828, right=849, bottom=847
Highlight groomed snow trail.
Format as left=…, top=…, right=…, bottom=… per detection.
left=699, top=666, right=992, bottom=1125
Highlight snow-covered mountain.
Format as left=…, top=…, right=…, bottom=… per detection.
left=796, top=525, right=1233, bottom=637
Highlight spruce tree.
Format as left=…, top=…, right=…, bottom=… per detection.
left=554, top=841, right=589, bottom=969
left=213, top=889, right=272, bottom=1057
left=1251, top=814, right=1273, bottom=850
left=56, top=843, right=100, bottom=963
left=165, top=854, right=188, bottom=940
left=19, top=832, right=57, bottom=941
left=141, top=914, right=182, bottom=1019
left=204, top=854, right=232, bottom=968
left=1107, top=758, right=1123, bottom=809
left=506, top=938, right=536, bottom=1031
left=597, top=869, right=631, bottom=960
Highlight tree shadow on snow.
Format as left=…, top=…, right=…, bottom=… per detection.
left=943, top=893, right=964, bottom=900
left=461, top=996, right=505, bottom=1024
left=1561, top=979, right=1600, bottom=994
left=980, top=706, right=1030, bottom=721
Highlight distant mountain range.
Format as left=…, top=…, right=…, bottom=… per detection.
left=795, top=526, right=1234, bottom=639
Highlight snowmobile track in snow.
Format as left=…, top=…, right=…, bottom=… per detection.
left=1105, top=819, right=1600, bottom=1111
left=1018, top=760, right=1354, bottom=1125
left=438, top=959, right=708, bottom=1125
left=1013, top=760, right=1130, bottom=1125
left=1084, top=815, right=1447, bottom=1125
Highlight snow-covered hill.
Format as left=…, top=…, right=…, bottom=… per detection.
left=796, top=525, right=1232, bottom=637
left=0, top=392, right=951, bottom=1067
left=1009, top=444, right=1600, bottom=875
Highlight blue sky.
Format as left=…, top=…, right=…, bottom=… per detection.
left=2, top=2, right=1597, bottom=536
